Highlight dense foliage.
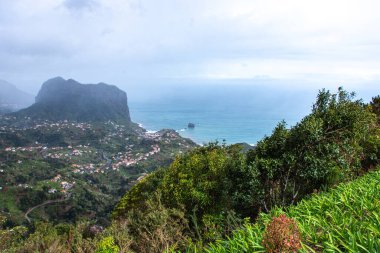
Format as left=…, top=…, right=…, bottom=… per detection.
left=113, top=88, right=379, bottom=248
left=204, top=168, right=380, bottom=252
left=371, top=95, right=380, bottom=123
left=248, top=88, right=379, bottom=211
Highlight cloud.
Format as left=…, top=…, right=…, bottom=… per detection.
left=1, top=0, right=380, bottom=93
left=63, top=0, right=97, bottom=11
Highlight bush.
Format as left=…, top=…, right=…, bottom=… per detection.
left=0, top=215, right=27, bottom=252
left=262, top=214, right=301, bottom=253
left=114, top=143, right=258, bottom=240
left=96, top=236, right=119, bottom=253
left=4, top=221, right=97, bottom=253
left=370, top=95, right=380, bottom=123
left=248, top=87, right=379, bottom=210
left=113, top=167, right=166, bottom=218
left=114, top=193, right=191, bottom=253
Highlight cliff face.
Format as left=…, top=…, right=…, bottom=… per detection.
left=14, top=77, right=131, bottom=122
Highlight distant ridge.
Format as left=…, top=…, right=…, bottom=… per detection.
left=13, top=77, right=131, bottom=122
left=0, top=79, right=34, bottom=114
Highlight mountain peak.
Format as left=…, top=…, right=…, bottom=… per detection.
left=14, top=77, right=131, bottom=122
left=0, top=80, right=34, bottom=114
left=50, top=76, right=65, bottom=82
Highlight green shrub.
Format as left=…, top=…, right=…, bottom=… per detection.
left=0, top=215, right=27, bottom=252
left=204, top=169, right=380, bottom=253
left=113, top=167, right=166, bottom=218
left=3, top=221, right=97, bottom=253
left=114, top=193, right=191, bottom=253
left=114, top=143, right=258, bottom=240
left=370, top=95, right=380, bottom=123
left=96, top=236, right=119, bottom=253
left=248, top=87, right=379, bottom=210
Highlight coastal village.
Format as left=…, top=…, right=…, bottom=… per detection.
left=0, top=116, right=196, bottom=222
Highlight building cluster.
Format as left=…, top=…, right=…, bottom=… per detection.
left=71, top=163, right=102, bottom=174
left=141, top=129, right=186, bottom=144
left=4, top=146, right=46, bottom=152
left=112, top=144, right=161, bottom=170
left=27, top=121, right=92, bottom=132
left=4, top=143, right=94, bottom=160
left=1, top=119, right=195, bottom=197
left=1, top=118, right=94, bottom=133
left=50, top=174, right=75, bottom=193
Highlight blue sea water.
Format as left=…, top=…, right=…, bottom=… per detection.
left=128, top=82, right=379, bottom=145
left=128, top=84, right=318, bottom=145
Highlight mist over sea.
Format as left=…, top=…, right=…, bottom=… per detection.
left=128, top=81, right=378, bottom=145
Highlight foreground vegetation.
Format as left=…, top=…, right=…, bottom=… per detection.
left=114, top=88, right=380, bottom=244
left=204, top=168, right=380, bottom=252
left=0, top=88, right=379, bottom=252
left=2, top=168, right=380, bottom=252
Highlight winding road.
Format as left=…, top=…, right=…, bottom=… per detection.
left=24, top=193, right=71, bottom=223
left=24, top=151, right=109, bottom=223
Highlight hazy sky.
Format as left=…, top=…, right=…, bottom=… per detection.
left=1, top=0, right=380, bottom=94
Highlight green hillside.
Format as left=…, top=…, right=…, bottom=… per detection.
left=0, top=118, right=196, bottom=225
left=204, top=168, right=380, bottom=253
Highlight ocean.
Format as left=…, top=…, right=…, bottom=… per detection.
left=128, top=82, right=379, bottom=145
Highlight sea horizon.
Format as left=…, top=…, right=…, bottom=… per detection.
left=129, top=84, right=314, bottom=145
left=129, top=82, right=379, bottom=145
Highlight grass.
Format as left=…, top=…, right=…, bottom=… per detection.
left=202, top=168, right=380, bottom=253
left=0, top=188, right=24, bottom=220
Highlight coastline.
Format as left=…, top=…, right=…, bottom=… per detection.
left=138, top=122, right=204, bottom=146
left=137, top=122, right=257, bottom=147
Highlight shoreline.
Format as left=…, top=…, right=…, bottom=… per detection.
left=138, top=122, right=204, bottom=146
left=137, top=122, right=255, bottom=147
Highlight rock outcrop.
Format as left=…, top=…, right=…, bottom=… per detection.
left=13, top=77, right=131, bottom=122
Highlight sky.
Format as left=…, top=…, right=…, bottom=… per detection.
left=1, top=0, right=380, bottom=95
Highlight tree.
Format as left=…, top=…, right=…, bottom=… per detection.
left=247, top=87, right=379, bottom=210
left=370, top=95, right=380, bottom=123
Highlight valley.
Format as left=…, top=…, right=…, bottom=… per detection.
left=0, top=115, right=196, bottom=225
